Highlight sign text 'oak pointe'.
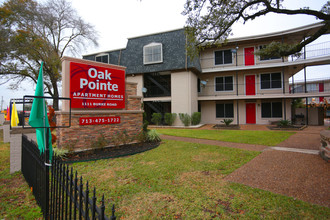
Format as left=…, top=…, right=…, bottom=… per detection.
left=70, top=62, right=125, bottom=108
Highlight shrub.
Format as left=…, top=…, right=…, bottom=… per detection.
left=151, top=113, right=162, bottom=125
left=221, top=119, right=233, bottom=126
left=53, top=147, right=69, bottom=159
left=191, top=112, right=201, bottom=125
left=277, top=120, right=292, bottom=127
left=147, top=129, right=161, bottom=142
left=135, top=131, right=148, bottom=143
left=179, top=113, right=191, bottom=126
left=143, top=112, right=149, bottom=132
left=91, top=133, right=109, bottom=149
left=164, top=113, right=177, bottom=126
left=111, top=130, right=131, bottom=146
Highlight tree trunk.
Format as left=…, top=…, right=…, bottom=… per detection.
left=52, top=83, right=59, bottom=111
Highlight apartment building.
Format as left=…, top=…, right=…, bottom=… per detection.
left=83, top=22, right=330, bottom=125
left=289, top=78, right=330, bottom=104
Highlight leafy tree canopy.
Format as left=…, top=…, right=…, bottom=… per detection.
left=183, top=0, right=330, bottom=57
left=0, top=0, right=98, bottom=109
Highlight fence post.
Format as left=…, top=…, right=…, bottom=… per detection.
left=85, top=182, right=89, bottom=219
left=92, top=188, right=96, bottom=220
left=44, top=128, right=50, bottom=219
left=79, top=176, right=83, bottom=220
left=111, top=204, right=116, bottom=220
left=73, top=171, right=78, bottom=220
left=101, top=195, right=105, bottom=220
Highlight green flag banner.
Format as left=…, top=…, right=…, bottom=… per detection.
left=28, top=62, right=53, bottom=162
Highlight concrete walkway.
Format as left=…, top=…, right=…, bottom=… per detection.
left=160, top=125, right=330, bottom=208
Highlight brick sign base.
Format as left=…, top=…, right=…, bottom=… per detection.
left=56, top=110, right=142, bottom=150
left=57, top=57, right=143, bottom=151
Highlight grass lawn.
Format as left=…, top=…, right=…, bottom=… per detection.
left=156, top=128, right=295, bottom=146
left=72, top=140, right=330, bottom=219
left=0, top=130, right=42, bottom=219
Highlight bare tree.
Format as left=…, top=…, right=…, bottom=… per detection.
left=0, top=0, right=98, bottom=109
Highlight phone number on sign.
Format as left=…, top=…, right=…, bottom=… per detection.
left=79, top=117, right=120, bottom=125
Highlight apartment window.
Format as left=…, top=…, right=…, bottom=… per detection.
left=215, top=50, right=232, bottom=65
left=95, top=54, right=109, bottom=63
left=307, top=83, right=318, bottom=92
left=216, top=103, right=234, bottom=118
left=258, top=45, right=281, bottom=61
left=260, top=72, right=281, bottom=89
left=215, top=76, right=233, bottom=91
left=143, top=43, right=163, bottom=64
left=261, top=102, right=282, bottom=118
left=293, top=85, right=304, bottom=93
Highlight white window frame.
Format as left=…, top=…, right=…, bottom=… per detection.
left=214, top=49, right=233, bottom=66
left=216, top=102, right=234, bottom=118
left=261, top=101, right=283, bottom=118
left=259, top=72, right=283, bottom=90
left=214, top=76, right=234, bottom=92
left=143, top=42, right=163, bottom=65
left=307, top=83, right=318, bottom=92
left=95, top=53, right=109, bottom=64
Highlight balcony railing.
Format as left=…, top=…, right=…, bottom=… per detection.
left=290, top=41, right=330, bottom=61
left=198, top=80, right=330, bottom=97
left=143, top=85, right=171, bottom=98
left=200, top=41, right=330, bottom=70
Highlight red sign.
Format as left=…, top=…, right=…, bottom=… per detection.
left=70, top=62, right=125, bottom=109
left=79, top=117, right=120, bottom=125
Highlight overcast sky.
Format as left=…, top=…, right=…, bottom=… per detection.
left=0, top=0, right=329, bottom=110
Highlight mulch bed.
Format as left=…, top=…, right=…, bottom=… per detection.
left=213, top=124, right=240, bottom=130
left=267, top=125, right=307, bottom=130
left=62, top=142, right=160, bottom=163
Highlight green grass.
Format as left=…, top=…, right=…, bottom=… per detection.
left=156, top=128, right=295, bottom=146
left=0, top=130, right=42, bottom=219
left=72, top=140, right=330, bottom=219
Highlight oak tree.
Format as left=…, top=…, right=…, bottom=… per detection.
left=183, top=0, right=330, bottom=57
left=0, top=0, right=98, bottom=109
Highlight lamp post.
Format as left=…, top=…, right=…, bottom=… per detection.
left=231, top=47, right=239, bottom=125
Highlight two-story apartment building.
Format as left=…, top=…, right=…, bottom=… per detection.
left=290, top=78, right=330, bottom=104
left=83, top=22, right=330, bottom=125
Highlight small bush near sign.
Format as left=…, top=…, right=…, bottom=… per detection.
left=151, top=113, right=162, bottom=125
left=164, top=113, right=177, bottom=126
left=191, top=112, right=201, bottom=125
left=179, top=113, right=191, bottom=126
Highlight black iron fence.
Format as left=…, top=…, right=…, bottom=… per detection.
left=22, top=134, right=49, bottom=217
left=21, top=134, right=116, bottom=219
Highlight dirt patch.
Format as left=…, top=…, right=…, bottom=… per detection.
left=62, top=142, right=160, bottom=163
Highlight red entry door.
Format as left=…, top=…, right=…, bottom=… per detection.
left=245, top=75, right=256, bottom=95
left=246, top=103, right=256, bottom=124
left=244, top=47, right=255, bottom=66
left=319, top=83, right=324, bottom=102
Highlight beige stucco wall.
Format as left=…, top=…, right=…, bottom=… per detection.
left=200, top=42, right=289, bottom=69
left=171, top=71, right=198, bottom=125
left=126, top=74, right=143, bottom=97
left=200, top=100, right=238, bottom=124
left=295, top=107, right=324, bottom=125
left=199, top=67, right=291, bottom=97
left=200, top=99, right=292, bottom=125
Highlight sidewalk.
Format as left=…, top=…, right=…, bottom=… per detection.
left=160, top=125, right=330, bottom=208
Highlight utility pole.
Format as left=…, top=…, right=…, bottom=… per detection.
left=1, top=96, right=3, bottom=111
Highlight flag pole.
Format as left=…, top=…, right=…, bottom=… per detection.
left=41, top=62, right=50, bottom=219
